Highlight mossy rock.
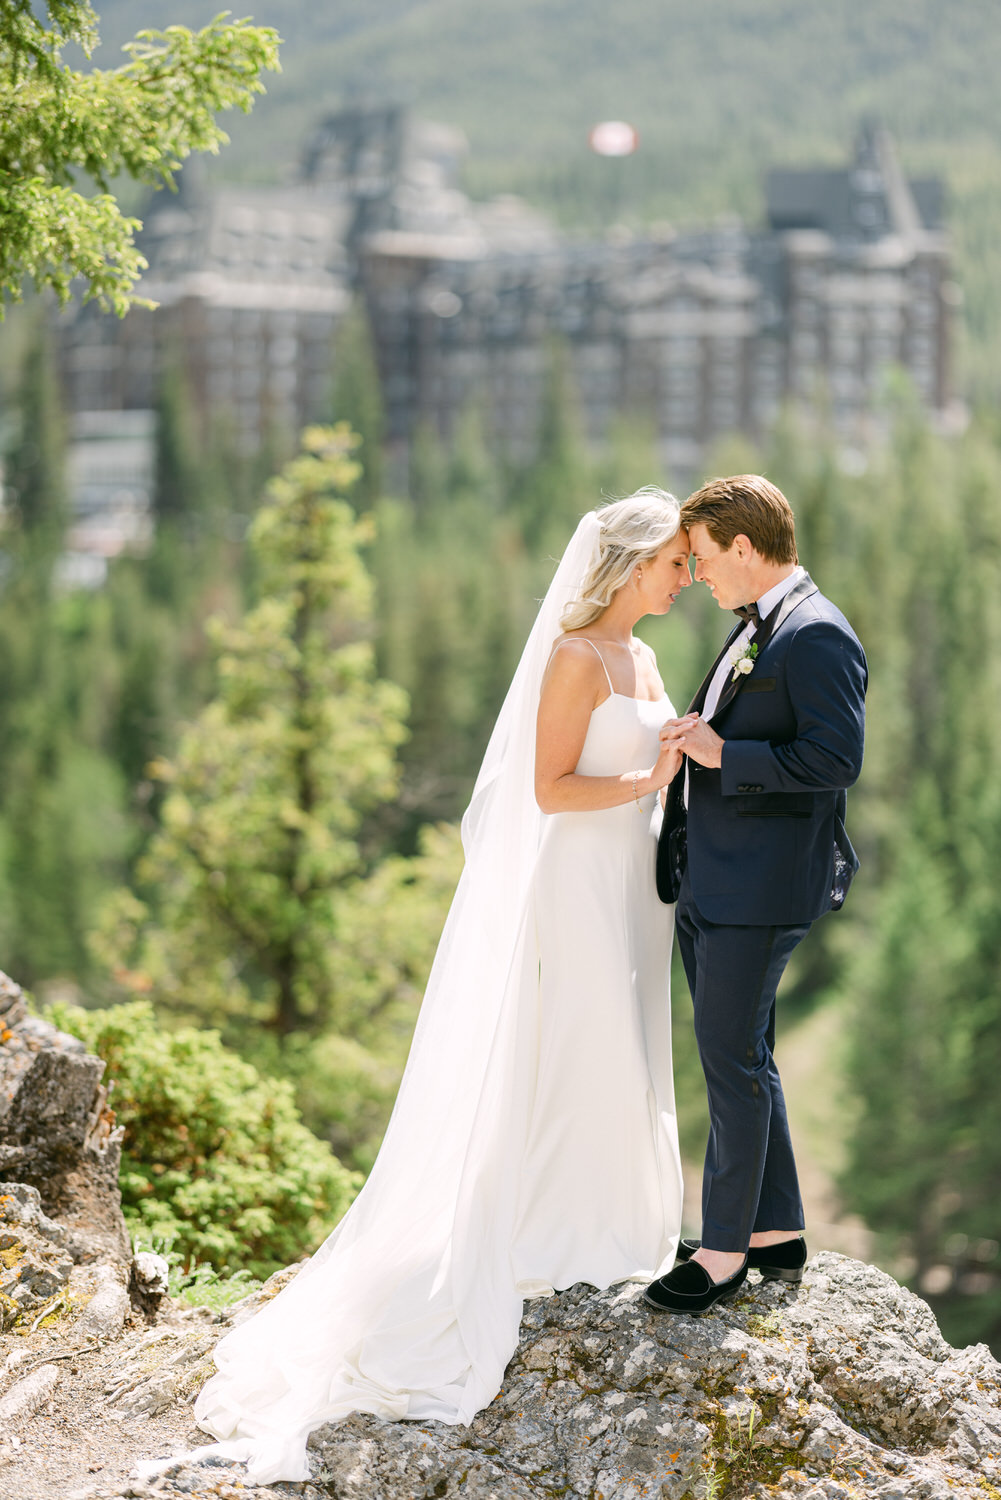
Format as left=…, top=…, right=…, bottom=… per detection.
left=0, top=1289, right=20, bottom=1333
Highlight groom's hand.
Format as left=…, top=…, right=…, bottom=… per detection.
left=660, top=714, right=724, bottom=769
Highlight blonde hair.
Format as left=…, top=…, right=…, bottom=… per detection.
left=560, top=487, right=681, bottom=631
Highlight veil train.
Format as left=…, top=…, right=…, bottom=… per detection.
left=140, top=515, right=604, bottom=1484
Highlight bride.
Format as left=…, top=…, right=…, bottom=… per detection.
left=182, top=489, right=692, bottom=1483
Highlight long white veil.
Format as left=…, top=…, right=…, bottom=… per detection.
left=171, top=513, right=603, bottom=1483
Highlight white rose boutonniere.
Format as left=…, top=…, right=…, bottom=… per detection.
left=728, top=641, right=759, bottom=683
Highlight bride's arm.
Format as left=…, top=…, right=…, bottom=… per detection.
left=534, top=641, right=688, bottom=814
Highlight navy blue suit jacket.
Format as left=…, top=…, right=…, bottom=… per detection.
left=656, top=573, right=868, bottom=925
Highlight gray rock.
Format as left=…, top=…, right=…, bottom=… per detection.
left=0, top=1362, right=60, bottom=1422
left=291, top=1254, right=1001, bottom=1500
left=0, top=1180, right=68, bottom=1244
left=129, top=1250, right=172, bottom=1321
left=0, top=1005, right=131, bottom=1266
left=0, top=1183, right=76, bottom=1327
left=102, top=1326, right=218, bottom=1428
left=0, top=971, right=27, bottom=1030
left=0, top=1239, right=74, bottom=1302
left=77, top=1263, right=131, bottom=1340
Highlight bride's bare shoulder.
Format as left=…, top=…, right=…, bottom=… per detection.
left=543, top=634, right=605, bottom=688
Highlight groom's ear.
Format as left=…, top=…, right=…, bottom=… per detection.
left=732, top=533, right=755, bottom=561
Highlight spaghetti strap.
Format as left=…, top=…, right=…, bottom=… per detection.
left=581, top=639, right=615, bottom=695
left=578, top=638, right=615, bottom=695
left=548, top=636, right=616, bottom=697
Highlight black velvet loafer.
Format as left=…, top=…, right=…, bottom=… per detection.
left=675, top=1235, right=807, bottom=1284
left=643, top=1255, right=749, bottom=1314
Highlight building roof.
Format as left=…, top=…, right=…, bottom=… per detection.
left=766, top=120, right=942, bottom=242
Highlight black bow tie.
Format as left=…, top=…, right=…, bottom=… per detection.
left=733, top=602, right=761, bottom=627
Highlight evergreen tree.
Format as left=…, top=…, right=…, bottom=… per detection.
left=513, top=338, right=593, bottom=550
left=331, top=300, right=384, bottom=508
left=408, top=420, right=447, bottom=516
left=836, top=406, right=1001, bottom=1351
left=107, top=426, right=409, bottom=1038
left=1, top=4, right=279, bottom=315
left=447, top=402, right=502, bottom=517
left=153, top=357, right=203, bottom=530
left=4, top=317, right=68, bottom=561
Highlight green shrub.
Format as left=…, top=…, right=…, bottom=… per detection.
left=47, top=999, right=360, bottom=1278
left=132, top=1233, right=263, bottom=1311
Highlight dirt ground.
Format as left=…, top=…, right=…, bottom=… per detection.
left=0, top=1300, right=319, bottom=1500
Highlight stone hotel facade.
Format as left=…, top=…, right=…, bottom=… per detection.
left=57, top=107, right=958, bottom=484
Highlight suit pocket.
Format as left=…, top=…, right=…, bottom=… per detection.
left=735, top=792, right=813, bottom=818
left=740, top=677, right=777, bottom=694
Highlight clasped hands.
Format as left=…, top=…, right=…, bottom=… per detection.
left=658, top=712, right=724, bottom=772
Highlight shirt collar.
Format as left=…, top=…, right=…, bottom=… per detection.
left=755, top=565, right=805, bottom=622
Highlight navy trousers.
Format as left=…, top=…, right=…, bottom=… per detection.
left=676, top=870, right=810, bottom=1252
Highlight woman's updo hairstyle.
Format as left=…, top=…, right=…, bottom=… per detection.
left=560, top=487, right=681, bottom=632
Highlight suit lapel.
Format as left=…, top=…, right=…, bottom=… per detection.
left=708, top=572, right=819, bottom=722
left=687, top=621, right=745, bottom=714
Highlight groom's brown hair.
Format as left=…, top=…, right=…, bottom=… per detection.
left=681, top=475, right=798, bottom=565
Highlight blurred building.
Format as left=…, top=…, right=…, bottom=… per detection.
left=56, top=108, right=957, bottom=487
left=58, top=409, right=155, bottom=588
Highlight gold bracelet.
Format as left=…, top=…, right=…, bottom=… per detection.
left=632, top=772, right=644, bottom=810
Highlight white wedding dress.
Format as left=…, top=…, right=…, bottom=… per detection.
left=172, top=517, right=683, bottom=1484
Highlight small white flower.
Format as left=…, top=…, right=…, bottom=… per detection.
left=728, top=641, right=759, bottom=682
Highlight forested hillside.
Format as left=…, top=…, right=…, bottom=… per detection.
left=87, top=0, right=1001, bottom=397
left=4, top=2, right=999, bottom=1358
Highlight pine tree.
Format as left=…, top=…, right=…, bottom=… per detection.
left=513, top=338, right=592, bottom=550
left=408, top=420, right=447, bottom=516
left=4, top=317, right=68, bottom=562
left=331, top=301, right=384, bottom=509
left=116, top=426, right=409, bottom=1038
left=837, top=407, right=1001, bottom=1350
left=153, top=357, right=203, bottom=530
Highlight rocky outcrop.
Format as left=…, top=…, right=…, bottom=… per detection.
left=1, top=962, right=999, bottom=1499
left=286, top=1255, right=1001, bottom=1500
left=27, top=1251, right=984, bottom=1500
left=0, top=972, right=130, bottom=1265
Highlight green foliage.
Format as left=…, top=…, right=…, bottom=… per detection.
left=511, top=340, right=591, bottom=551
left=92, top=427, right=411, bottom=1045
left=153, top=357, right=204, bottom=529
left=3, top=314, right=67, bottom=555
left=0, top=2, right=280, bottom=314
left=0, top=742, right=132, bottom=981
left=0, top=333, right=250, bottom=984
left=48, top=998, right=358, bottom=1277
left=331, top=301, right=385, bottom=509
left=132, top=1234, right=263, bottom=1309
left=281, top=821, right=464, bottom=1168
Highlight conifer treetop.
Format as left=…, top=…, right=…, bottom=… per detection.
left=0, top=1, right=281, bottom=315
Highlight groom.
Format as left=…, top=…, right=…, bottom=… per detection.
left=645, top=475, right=867, bottom=1315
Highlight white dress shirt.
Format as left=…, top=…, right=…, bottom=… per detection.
left=700, top=566, right=805, bottom=723
left=684, top=566, right=805, bottom=806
